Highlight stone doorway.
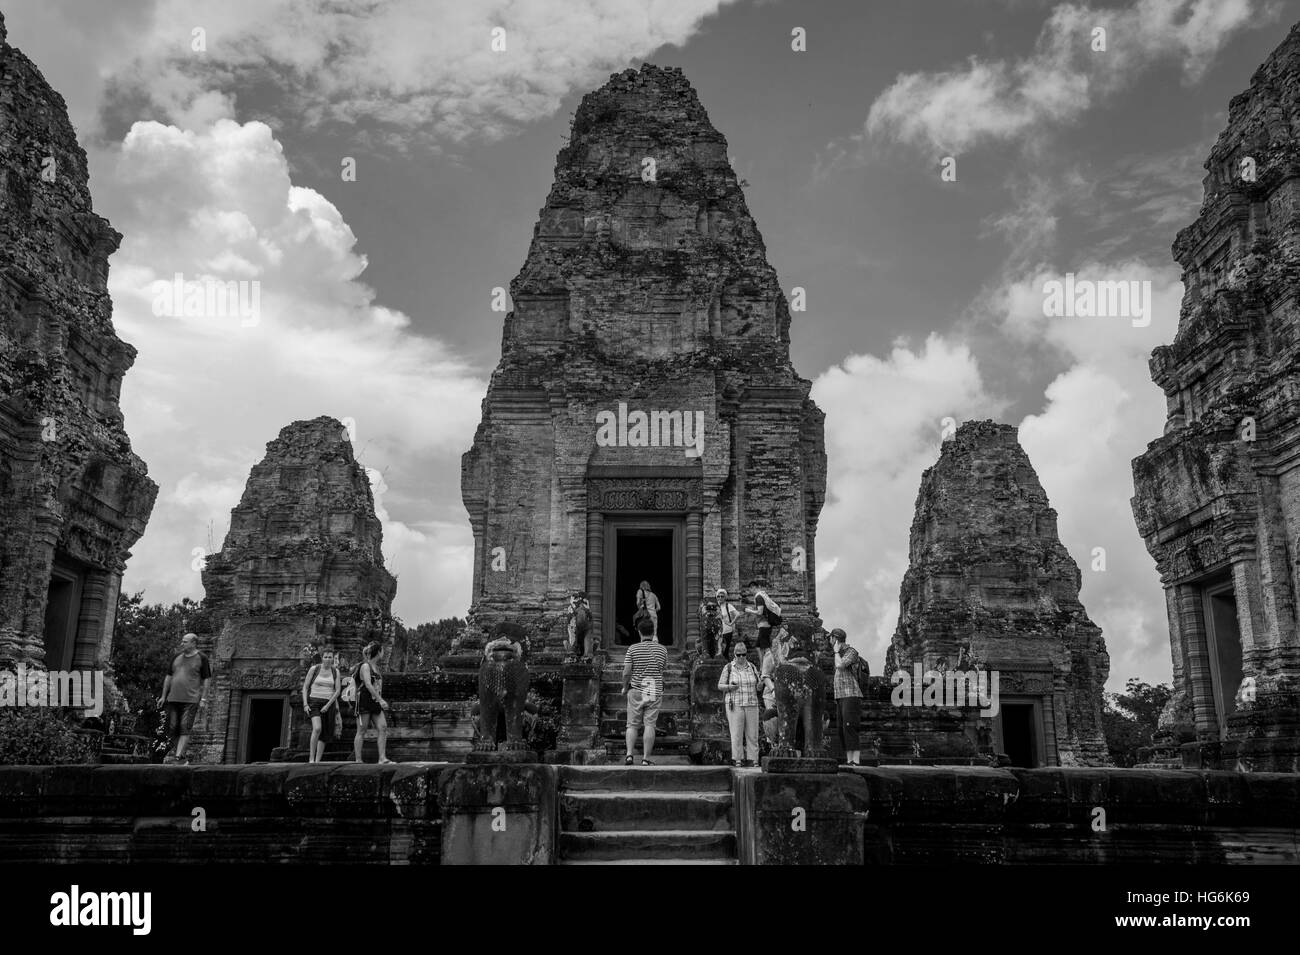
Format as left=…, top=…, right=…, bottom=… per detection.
left=1202, top=576, right=1243, bottom=735
left=43, top=556, right=84, bottom=671
left=998, top=700, right=1043, bottom=768
left=241, top=693, right=289, bottom=763
left=603, top=518, right=684, bottom=647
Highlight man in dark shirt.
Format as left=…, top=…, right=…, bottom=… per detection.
left=156, top=633, right=212, bottom=764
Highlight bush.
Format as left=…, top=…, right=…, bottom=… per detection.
left=0, top=708, right=97, bottom=765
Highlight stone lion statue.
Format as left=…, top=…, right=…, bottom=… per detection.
left=474, top=624, right=532, bottom=752
left=770, top=625, right=829, bottom=759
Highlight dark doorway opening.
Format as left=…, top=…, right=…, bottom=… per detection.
left=44, top=558, right=84, bottom=671
left=614, top=529, right=674, bottom=645
left=1001, top=703, right=1038, bottom=768
left=243, top=696, right=287, bottom=762
left=1203, top=578, right=1243, bottom=733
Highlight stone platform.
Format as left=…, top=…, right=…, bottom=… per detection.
left=1, top=763, right=1297, bottom=865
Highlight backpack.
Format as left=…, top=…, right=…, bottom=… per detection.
left=850, top=652, right=870, bottom=695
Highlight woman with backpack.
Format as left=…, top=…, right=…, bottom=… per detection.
left=301, top=649, right=341, bottom=763
left=830, top=628, right=863, bottom=766
left=353, top=641, right=393, bottom=764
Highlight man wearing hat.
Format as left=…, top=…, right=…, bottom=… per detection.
left=717, top=640, right=761, bottom=767
left=831, top=628, right=863, bottom=766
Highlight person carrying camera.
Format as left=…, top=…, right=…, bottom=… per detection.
left=718, top=640, right=761, bottom=767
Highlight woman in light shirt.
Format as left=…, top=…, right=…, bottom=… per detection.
left=301, top=650, right=340, bottom=763
left=635, top=580, right=661, bottom=638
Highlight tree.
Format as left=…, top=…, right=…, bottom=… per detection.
left=110, top=592, right=203, bottom=732
left=391, top=617, right=465, bottom=671
left=1102, top=678, right=1172, bottom=767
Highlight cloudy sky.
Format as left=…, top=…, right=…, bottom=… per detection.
left=5, top=0, right=1292, bottom=688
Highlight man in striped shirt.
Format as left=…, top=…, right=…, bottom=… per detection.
left=622, top=616, right=668, bottom=765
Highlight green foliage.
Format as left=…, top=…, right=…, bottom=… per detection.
left=391, top=617, right=465, bottom=672
left=1102, top=678, right=1172, bottom=767
left=0, top=708, right=96, bottom=765
left=110, top=591, right=202, bottom=734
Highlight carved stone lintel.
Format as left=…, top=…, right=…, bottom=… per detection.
left=588, top=478, right=702, bottom=512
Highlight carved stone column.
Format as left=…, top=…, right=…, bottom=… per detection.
left=686, top=510, right=702, bottom=652
left=586, top=510, right=604, bottom=646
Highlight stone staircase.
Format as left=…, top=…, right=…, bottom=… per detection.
left=557, top=766, right=738, bottom=864
left=598, top=648, right=695, bottom=764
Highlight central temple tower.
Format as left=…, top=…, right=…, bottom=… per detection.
left=461, top=64, right=826, bottom=657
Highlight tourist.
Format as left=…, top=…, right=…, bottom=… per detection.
left=353, top=641, right=393, bottom=764
left=156, top=632, right=211, bottom=765
left=302, top=649, right=341, bottom=763
left=622, top=615, right=668, bottom=765
left=635, top=579, right=661, bottom=638
left=338, top=654, right=356, bottom=731
left=744, top=583, right=781, bottom=648
left=831, top=628, right=862, bottom=766
left=715, top=588, right=740, bottom=657
left=718, top=641, right=761, bottom=767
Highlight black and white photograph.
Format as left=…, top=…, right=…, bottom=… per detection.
left=0, top=0, right=1295, bottom=929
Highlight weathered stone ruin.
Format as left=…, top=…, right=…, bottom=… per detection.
left=890, top=420, right=1111, bottom=766
left=1131, top=23, right=1300, bottom=772
left=458, top=64, right=827, bottom=760
left=195, top=417, right=395, bottom=763
left=460, top=64, right=826, bottom=653
left=0, top=12, right=157, bottom=680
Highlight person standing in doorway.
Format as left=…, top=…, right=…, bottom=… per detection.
left=353, top=641, right=392, bottom=764
left=302, top=649, right=341, bottom=763
left=831, top=628, right=863, bottom=766
left=635, top=580, right=661, bottom=639
left=622, top=615, right=668, bottom=765
left=157, top=633, right=211, bottom=764
left=718, top=641, right=761, bottom=767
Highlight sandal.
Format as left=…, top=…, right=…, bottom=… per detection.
left=624, top=755, right=634, bottom=765
left=641, top=759, right=653, bottom=766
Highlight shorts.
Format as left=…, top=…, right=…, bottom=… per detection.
left=626, top=686, right=661, bottom=729
left=165, top=701, right=199, bottom=738
left=357, top=691, right=384, bottom=716
left=307, top=698, right=333, bottom=719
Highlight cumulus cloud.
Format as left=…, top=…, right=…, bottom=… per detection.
left=104, top=119, right=485, bottom=623
left=812, top=335, right=1006, bottom=664
left=8, top=0, right=737, bottom=147
left=991, top=259, right=1183, bottom=684
left=863, top=0, right=1274, bottom=154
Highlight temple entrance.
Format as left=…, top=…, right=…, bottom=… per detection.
left=1202, top=576, right=1243, bottom=734
left=43, top=555, right=84, bottom=671
left=603, top=518, right=684, bottom=647
left=998, top=701, right=1042, bottom=768
left=241, top=694, right=289, bottom=763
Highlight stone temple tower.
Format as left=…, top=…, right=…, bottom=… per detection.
left=891, top=421, right=1110, bottom=766
left=461, top=64, right=826, bottom=661
left=0, top=12, right=157, bottom=676
left=197, top=417, right=395, bottom=763
left=1131, top=23, right=1300, bottom=772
